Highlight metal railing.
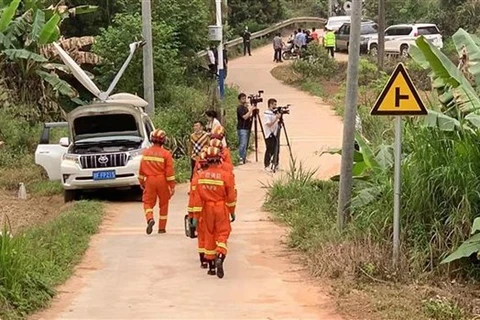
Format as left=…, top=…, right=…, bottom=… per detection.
left=197, top=16, right=326, bottom=57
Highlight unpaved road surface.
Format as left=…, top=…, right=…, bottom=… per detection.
left=32, top=45, right=344, bottom=320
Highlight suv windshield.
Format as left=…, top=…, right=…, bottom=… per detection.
left=361, top=23, right=378, bottom=35
left=73, top=113, right=140, bottom=141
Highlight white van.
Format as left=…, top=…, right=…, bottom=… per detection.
left=325, top=16, right=351, bottom=32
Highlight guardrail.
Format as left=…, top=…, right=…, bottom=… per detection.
left=197, top=16, right=326, bottom=57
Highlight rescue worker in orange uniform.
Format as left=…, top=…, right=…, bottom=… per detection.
left=192, top=146, right=236, bottom=278
left=209, top=126, right=233, bottom=170
left=138, top=129, right=176, bottom=235
left=187, top=150, right=209, bottom=268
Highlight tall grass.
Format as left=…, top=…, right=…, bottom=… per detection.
left=0, top=201, right=103, bottom=319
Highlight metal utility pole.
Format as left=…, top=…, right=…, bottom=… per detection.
left=142, top=0, right=155, bottom=116
left=215, top=0, right=226, bottom=122
left=377, top=0, right=386, bottom=70
left=336, top=0, right=362, bottom=231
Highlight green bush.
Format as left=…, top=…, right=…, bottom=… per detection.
left=291, top=44, right=338, bottom=79
left=0, top=201, right=103, bottom=319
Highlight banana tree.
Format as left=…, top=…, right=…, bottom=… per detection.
left=321, top=132, right=395, bottom=209
left=410, top=35, right=480, bottom=121
left=441, top=217, right=480, bottom=264
left=0, top=1, right=98, bottom=119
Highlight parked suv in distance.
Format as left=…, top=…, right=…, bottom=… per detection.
left=368, top=23, right=443, bottom=56
left=35, top=102, right=155, bottom=202
left=335, top=21, right=377, bottom=53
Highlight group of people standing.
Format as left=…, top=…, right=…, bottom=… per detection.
left=272, top=27, right=320, bottom=62
left=138, top=122, right=237, bottom=279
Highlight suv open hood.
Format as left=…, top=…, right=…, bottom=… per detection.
left=68, top=103, right=144, bottom=142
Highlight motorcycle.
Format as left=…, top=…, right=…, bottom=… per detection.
left=282, top=43, right=301, bottom=61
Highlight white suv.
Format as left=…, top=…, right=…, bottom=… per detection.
left=35, top=102, right=155, bottom=202
left=34, top=39, right=153, bottom=202
left=368, top=23, right=443, bottom=56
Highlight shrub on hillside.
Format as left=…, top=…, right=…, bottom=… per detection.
left=291, top=44, right=338, bottom=79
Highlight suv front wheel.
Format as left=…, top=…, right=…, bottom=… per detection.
left=64, top=190, right=79, bottom=203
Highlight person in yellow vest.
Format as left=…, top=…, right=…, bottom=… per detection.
left=323, top=27, right=336, bottom=58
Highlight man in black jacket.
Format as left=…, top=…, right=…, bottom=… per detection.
left=242, top=26, right=252, bottom=56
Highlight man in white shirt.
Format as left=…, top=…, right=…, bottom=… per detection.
left=263, top=98, right=281, bottom=171
left=206, top=46, right=216, bottom=76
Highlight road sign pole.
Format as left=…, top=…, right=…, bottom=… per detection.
left=393, top=115, right=402, bottom=268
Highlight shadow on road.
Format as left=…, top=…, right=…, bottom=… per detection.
left=77, top=186, right=142, bottom=203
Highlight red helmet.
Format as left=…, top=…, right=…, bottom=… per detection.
left=150, top=129, right=166, bottom=144
left=204, top=146, right=221, bottom=161
left=210, top=126, right=225, bottom=140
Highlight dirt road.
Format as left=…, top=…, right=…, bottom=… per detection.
left=32, top=45, right=344, bottom=320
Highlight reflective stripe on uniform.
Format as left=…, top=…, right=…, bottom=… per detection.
left=145, top=209, right=154, bottom=213
left=187, top=207, right=194, bottom=213
left=226, top=201, right=236, bottom=207
left=198, top=179, right=224, bottom=186
left=216, top=242, right=228, bottom=251
left=198, top=248, right=206, bottom=253
left=204, top=249, right=217, bottom=255
left=143, top=156, right=164, bottom=163
left=159, top=215, right=168, bottom=220
left=166, top=176, right=175, bottom=181
left=192, top=207, right=202, bottom=212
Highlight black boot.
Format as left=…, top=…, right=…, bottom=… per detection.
left=199, top=253, right=208, bottom=269
left=215, top=253, right=225, bottom=279
left=207, top=260, right=216, bottom=275
left=146, top=219, right=155, bottom=235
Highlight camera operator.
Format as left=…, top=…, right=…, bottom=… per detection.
left=236, top=93, right=255, bottom=164
left=263, top=98, right=281, bottom=171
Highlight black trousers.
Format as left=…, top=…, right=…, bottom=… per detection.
left=326, top=46, right=334, bottom=58
left=264, top=134, right=278, bottom=168
left=244, top=41, right=251, bottom=55
left=190, top=158, right=196, bottom=181
left=274, top=48, right=282, bottom=62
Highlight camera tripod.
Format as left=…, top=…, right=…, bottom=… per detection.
left=271, top=113, right=294, bottom=173
left=250, top=104, right=266, bottom=162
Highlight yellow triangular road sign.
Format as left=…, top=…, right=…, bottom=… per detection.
left=370, top=63, right=427, bottom=116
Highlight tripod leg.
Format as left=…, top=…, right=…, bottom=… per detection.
left=254, top=114, right=258, bottom=162
left=271, top=127, right=281, bottom=173
left=282, top=123, right=295, bottom=165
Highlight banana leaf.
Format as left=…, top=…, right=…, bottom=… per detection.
left=38, top=13, right=60, bottom=45
left=441, top=232, right=480, bottom=264
left=355, top=131, right=382, bottom=175
left=375, top=144, right=394, bottom=170
left=0, top=0, right=19, bottom=32
left=412, top=36, right=480, bottom=116
left=452, top=28, right=480, bottom=86
left=36, top=70, right=77, bottom=98
left=30, top=9, right=44, bottom=42
left=351, top=185, right=383, bottom=209
left=2, top=48, right=47, bottom=62
left=424, top=109, right=467, bottom=131
left=471, top=217, right=480, bottom=235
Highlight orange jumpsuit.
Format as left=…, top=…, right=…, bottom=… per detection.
left=193, top=164, right=236, bottom=261
left=221, top=147, right=234, bottom=173
left=138, top=145, right=176, bottom=231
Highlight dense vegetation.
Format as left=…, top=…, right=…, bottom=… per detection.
left=267, top=30, right=480, bottom=318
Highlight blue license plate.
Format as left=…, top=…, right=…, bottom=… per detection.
left=93, top=170, right=116, bottom=180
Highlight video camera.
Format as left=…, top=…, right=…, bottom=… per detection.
left=248, top=90, right=264, bottom=105
left=272, top=104, right=291, bottom=115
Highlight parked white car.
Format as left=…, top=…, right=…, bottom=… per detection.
left=35, top=102, right=155, bottom=202
left=34, top=40, right=153, bottom=202
left=368, top=23, right=443, bottom=56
